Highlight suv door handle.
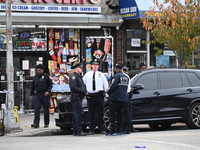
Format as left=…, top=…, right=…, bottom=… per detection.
left=154, top=92, right=160, bottom=95
left=187, top=88, right=193, bottom=92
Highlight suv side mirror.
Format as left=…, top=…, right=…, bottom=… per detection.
left=132, top=84, right=144, bottom=91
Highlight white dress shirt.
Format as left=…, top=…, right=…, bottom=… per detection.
left=123, top=72, right=131, bottom=93
left=83, top=71, right=109, bottom=93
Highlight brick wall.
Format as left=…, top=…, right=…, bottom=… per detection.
left=116, top=29, right=123, bottom=64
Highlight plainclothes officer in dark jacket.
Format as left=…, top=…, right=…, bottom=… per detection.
left=122, top=66, right=138, bottom=134
left=83, top=59, right=109, bottom=134
left=107, top=63, right=129, bottom=135
left=69, top=63, right=87, bottom=136
left=30, top=64, right=52, bottom=128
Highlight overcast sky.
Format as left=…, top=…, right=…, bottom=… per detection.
left=135, top=0, right=185, bottom=10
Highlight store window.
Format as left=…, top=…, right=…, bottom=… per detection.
left=85, top=36, right=113, bottom=80
left=0, top=28, right=46, bottom=51
left=47, top=29, right=80, bottom=74
left=126, top=29, right=146, bottom=51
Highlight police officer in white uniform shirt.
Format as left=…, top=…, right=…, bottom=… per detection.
left=83, top=59, right=109, bottom=134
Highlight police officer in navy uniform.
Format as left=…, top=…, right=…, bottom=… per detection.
left=83, top=59, right=109, bottom=134
left=30, top=64, right=52, bottom=128
left=122, top=66, right=138, bottom=134
left=69, top=63, right=87, bottom=136
left=107, top=63, right=129, bottom=135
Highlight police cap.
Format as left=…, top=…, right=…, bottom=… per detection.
left=91, top=59, right=100, bottom=65
left=115, top=63, right=123, bottom=69
left=71, top=63, right=83, bottom=69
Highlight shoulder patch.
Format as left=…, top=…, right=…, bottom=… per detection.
left=72, top=76, right=76, bottom=80
left=111, top=78, right=115, bottom=84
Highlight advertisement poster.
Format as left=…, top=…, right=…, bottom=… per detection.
left=85, top=36, right=113, bottom=80
left=156, top=55, right=169, bottom=67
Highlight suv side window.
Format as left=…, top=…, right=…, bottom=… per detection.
left=160, top=72, right=182, bottom=89
left=186, top=72, right=200, bottom=87
left=133, top=73, right=157, bottom=90
left=180, top=72, right=190, bottom=87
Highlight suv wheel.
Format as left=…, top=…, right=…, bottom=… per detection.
left=149, top=123, right=171, bottom=131
left=186, top=103, right=200, bottom=129
left=103, top=106, right=111, bottom=132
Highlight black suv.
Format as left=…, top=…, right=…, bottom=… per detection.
left=54, top=69, right=200, bottom=131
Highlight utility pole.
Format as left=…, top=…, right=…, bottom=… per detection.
left=5, top=0, right=20, bottom=131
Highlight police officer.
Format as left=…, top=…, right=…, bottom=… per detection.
left=122, top=66, right=138, bottom=134
left=107, top=63, right=129, bottom=135
left=83, top=59, right=109, bottom=134
left=30, top=64, right=52, bottom=128
left=69, top=63, right=87, bottom=136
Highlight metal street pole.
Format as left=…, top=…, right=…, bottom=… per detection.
left=5, top=0, right=20, bottom=130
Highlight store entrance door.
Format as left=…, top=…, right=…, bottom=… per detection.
left=0, top=52, right=48, bottom=112
left=127, top=53, right=147, bottom=70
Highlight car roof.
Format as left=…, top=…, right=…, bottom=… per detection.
left=140, top=68, right=200, bottom=73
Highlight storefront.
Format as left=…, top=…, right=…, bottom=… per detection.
left=119, top=0, right=177, bottom=70
left=0, top=0, right=122, bottom=110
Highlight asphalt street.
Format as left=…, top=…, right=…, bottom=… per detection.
left=1, top=114, right=200, bottom=150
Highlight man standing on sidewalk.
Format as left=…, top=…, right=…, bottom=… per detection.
left=83, top=59, right=109, bottom=134
left=69, top=63, right=87, bottom=136
left=30, top=64, right=52, bottom=128
left=106, top=63, right=129, bottom=135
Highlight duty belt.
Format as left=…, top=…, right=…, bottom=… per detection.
left=88, top=90, right=105, bottom=97
left=36, top=92, right=45, bottom=95
left=88, top=92, right=100, bottom=96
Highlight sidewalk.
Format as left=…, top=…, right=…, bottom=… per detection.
left=3, top=113, right=188, bottom=137
left=4, top=113, right=59, bottom=137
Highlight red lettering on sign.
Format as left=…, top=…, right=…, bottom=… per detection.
left=43, top=0, right=52, bottom=3
left=0, top=0, right=15, bottom=2
left=18, top=42, right=30, bottom=47
left=21, top=0, right=30, bottom=2
left=20, top=0, right=86, bottom=4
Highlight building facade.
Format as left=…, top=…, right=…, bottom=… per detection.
left=0, top=0, right=123, bottom=110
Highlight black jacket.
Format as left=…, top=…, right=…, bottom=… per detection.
left=107, top=71, right=129, bottom=102
left=69, top=72, right=87, bottom=95
left=30, top=73, right=52, bottom=96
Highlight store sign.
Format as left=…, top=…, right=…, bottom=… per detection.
left=164, top=50, right=175, bottom=56
left=31, top=38, right=46, bottom=50
left=16, top=41, right=32, bottom=49
left=19, top=31, right=31, bottom=39
left=119, top=0, right=138, bottom=20
left=21, top=0, right=86, bottom=4
left=0, top=4, right=101, bottom=13
left=131, top=38, right=140, bottom=47
left=1, top=0, right=100, bottom=4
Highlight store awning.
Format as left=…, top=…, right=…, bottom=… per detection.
left=119, top=0, right=185, bottom=20
left=0, top=12, right=123, bottom=28
left=119, top=0, right=156, bottom=20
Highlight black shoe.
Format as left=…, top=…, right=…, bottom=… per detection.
left=77, top=132, right=87, bottom=136
left=88, top=131, right=95, bottom=135
left=73, top=133, right=77, bottom=136
left=132, top=129, right=138, bottom=132
left=122, top=131, right=131, bottom=134
left=44, top=125, right=49, bottom=128
left=31, top=124, right=39, bottom=128
left=100, top=131, right=106, bottom=134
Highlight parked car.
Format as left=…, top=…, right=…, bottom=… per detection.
left=54, top=69, right=200, bottom=132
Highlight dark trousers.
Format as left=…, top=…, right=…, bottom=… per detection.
left=71, top=95, right=83, bottom=134
left=109, top=101, right=125, bottom=134
left=123, top=99, right=133, bottom=132
left=33, top=94, right=50, bottom=126
left=87, top=95, right=104, bottom=132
